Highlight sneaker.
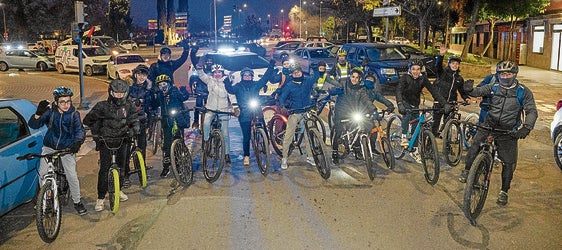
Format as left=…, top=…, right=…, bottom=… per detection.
left=281, top=158, right=288, bottom=170
left=400, top=135, right=409, bottom=146
left=306, top=156, right=316, bottom=166
left=120, top=191, right=128, bottom=202
left=409, top=148, right=422, bottom=164
left=458, top=169, right=469, bottom=183
left=160, top=167, right=170, bottom=178
left=332, top=151, right=339, bottom=164
left=122, top=178, right=131, bottom=189
left=95, top=199, right=104, bottom=212
left=73, top=202, right=88, bottom=215
left=496, top=191, right=508, bottom=206
left=243, top=156, right=250, bottom=166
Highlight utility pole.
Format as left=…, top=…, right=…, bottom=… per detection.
left=75, top=1, right=88, bottom=110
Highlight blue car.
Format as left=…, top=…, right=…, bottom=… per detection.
left=0, top=99, right=46, bottom=217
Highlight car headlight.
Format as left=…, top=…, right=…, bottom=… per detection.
left=380, top=68, right=396, bottom=75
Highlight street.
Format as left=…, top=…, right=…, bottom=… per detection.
left=0, top=48, right=561, bottom=249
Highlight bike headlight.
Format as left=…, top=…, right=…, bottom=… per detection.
left=249, top=99, right=259, bottom=109
left=353, top=113, right=363, bottom=122
left=170, top=109, right=178, bottom=116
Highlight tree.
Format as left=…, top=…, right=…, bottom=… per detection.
left=394, top=0, right=441, bottom=50
left=107, top=0, right=133, bottom=41
left=240, top=15, right=264, bottom=41
left=460, top=0, right=481, bottom=60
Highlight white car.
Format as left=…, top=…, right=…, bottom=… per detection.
left=119, top=40, right=139, bottom=51
left=389, top=37, right=411, bottom=44
left=550, top=99, right=562, bottom=170
left=107, top=53, right=148, bottom=80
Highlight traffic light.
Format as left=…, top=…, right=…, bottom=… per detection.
left=75, top=1, right=88, bottom=23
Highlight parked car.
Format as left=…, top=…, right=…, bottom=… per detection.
left=83, top=36, right=127, bottom=54
left=550, top=99, right=562, bottom=171
left=119, top=40, right=139, bottom=51
left=238, top=43, right=266, bottom=57
left=290, top=47, right=336, bottom=74
left=306, top=36, right=328, bottom=42
left=107, top=53, right=148, bottom=80
left=389, top=36, right=411, bottom=44
left=394, top=44, right=437, bottom=77
left=301, top=41, right=334, bottom=48
left=0, top=49, right=56, bottom=72
left=273, top=40, right=302, bottom=47
left=341, top=43, right=410, bottom=86
left=0, top=99, right=47, bottom=217
left=271, top=42, right=302, bottom=60
left=190, top=38, right=210, bottom=47
left=54, top=45, right=110, bottom=76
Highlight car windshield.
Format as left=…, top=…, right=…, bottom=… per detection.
left=367, top=47, right=407, bottom=61
left=116, top=55, right=144, bottom=64
left=98, top=37, right=118, bottom=47
left=309, top=49, right=335, bottom=58
left=209, top=54, right=269, bottom=71
left=83, top=47, right=107, bottom=56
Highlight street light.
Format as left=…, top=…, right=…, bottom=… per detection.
left=214, top=0, right=217, bottom=47
left=280, top=9, right=284, bottom=29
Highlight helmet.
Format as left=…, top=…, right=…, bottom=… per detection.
left=318, top=60, right=327, bottom=67
left=53, top=86, right=73, bottom=100
left=448, top=55, right=462, bottom=64
left=408, top=59, right=424, bottom=69
left=132, top=64, right=149, bottom=75
left=290, top=63, right=303, bottom=74
left=211, top=64, right=224, bottom=73
left=109, top=79, right=129, bottom=99
left=337, top=50, right=347, bottom=56
left=351, top=67, right=364, bottom=77
left=160, top=47, right=172, bottom=55
left=240, top=67, right=254, bottom=78
left=155, top=74, right=171, bottom=85
left=496, top=60, right=519, bottom=74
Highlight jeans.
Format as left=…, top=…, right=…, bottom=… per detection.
left=39, top=146, right=82, bottom=204
left=203, top=112, right=230, bottom=153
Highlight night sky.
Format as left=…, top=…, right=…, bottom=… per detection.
left=131, top=0, right=299, bottom=33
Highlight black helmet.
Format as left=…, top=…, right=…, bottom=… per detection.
left=318, top=60, right=327, bottom=67
left=408, top=59, right=424, bottom=69
left=448, top=55, right=462, bottom=64
left=496, top=60, right=519, bottom=74
left=109, top=79, right=129, bottom=99
left=133, top=64, right=149, bottom=75
left=160, top=47, right=172, bottom=55
left=240, top=67, right=254, bottom=78
left=53, top=86, right=73, bottom=101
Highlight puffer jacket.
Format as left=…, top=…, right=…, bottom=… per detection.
left=433, top=55, right=469, bottom=102
left=396, top=73, right=446, bottom=107
left=197, top=69, right=231, bottom=111
left=29, top=105, right=85, bottom=150
left=225, top=67, right=274, bottom=123
left=466, top=80, right=538, bottom=130
left=334, top=83, right=376, bottom=118
left=83, top=96, right=140, bottom=141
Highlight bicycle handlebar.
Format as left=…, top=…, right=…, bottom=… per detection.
left=460, top=121, right=514, bottom=134
left=195, top=107, right=235, bottom=116
left=17, top=148, right=72, bottom=161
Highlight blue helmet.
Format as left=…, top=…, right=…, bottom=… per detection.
left=53, top=86, right=73, bottom=100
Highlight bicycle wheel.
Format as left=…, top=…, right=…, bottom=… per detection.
left=327, top=106, right=335, bottom=131
left=310, top=113, right=327, bottom=142
left=380, top=137, right=396, bottom=170
left=171, top=139, right=194, bottom=186
left=308, top=128, right=330, bottom=180
left=252, top=128, right=270, bottom=176
left=361, top=136, right=376, bottom=180
left=554, top=133, right=562, bottom=171
left=387, top=115, right=405, bottom=159
left=203, top=130, right=225, bottom=183
left=442, top=119, right=462, bottom=166
left=463, top=152, right=492, bottom=224
left=268, top=115, right=286, bottom=157
left=36, top=180, right=61, bottom=243
left=108, top=168, right=120, bottom=213
left=462, top=113, right=479, bottom=150
left=129, top=149, right=147, bottom=188
left=421, top=130, right=440, bottom=185
left=151, top=121, right=162, bottom=155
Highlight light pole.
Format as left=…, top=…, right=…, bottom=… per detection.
left=299, top=0, right=302, bottom=38
left=319, top=1, right=322, bottom=36
left=280, top=9, right=284, bottom=29
left=0, top=3, right=6, bottom=41
left=214, top=0, right=217, bottom=47
left=267, top=14, right=270, bottom=32
left=209, top=1, right=213, bottom=37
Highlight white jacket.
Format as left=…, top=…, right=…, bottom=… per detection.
left=197, top=69, right=231, bottom=111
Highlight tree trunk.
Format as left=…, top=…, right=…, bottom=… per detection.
left=418, top=18, right=426, bottom=51
left=461, top=0, right=481, bottom=59
left=480, top=19, right=496, bottom=57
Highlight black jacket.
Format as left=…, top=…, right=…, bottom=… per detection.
left=83, top=96, right=140, bottom=141
left=433, top=55, right=469, bottom=102
left=396, top=73, right=445, bottom=107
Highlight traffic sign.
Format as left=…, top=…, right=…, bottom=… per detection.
left=373, top=6, right=401, bottom=17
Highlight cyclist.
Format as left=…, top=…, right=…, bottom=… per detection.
left=189, top=47, right=211, bottom=129
left=195, top=62, right=233, bottom=164
left=224, top=61, right=276, bottom=166
left=475, top=61, right=512, bottom=124
left=432, top=47, right=470, bottom=136
left=396, top=59, right=450, bottom=163
left=146, top=74, right=190, bottom=177
left=278, top=63, right=320, bottom=169
left=83, top=79, right=140, bottom=212
left=124, top=64, right=152, bottom=187
left=148, top=41, right=190, bottom=85
left=330, top=67, right=395, bottom=164
left=28, top=87, right=87, bottom=215
left=460, top=61, right=538, bottom=206
left=329, top=50, right=352, bottom=88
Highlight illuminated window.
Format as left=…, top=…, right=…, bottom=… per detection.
left=532, top=25, right=544, bottom=53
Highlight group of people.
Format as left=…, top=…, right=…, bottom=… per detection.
left=28, top=42, right=537, bottom=215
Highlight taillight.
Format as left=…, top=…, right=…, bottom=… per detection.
left=557, top=100, right=562, bottom=111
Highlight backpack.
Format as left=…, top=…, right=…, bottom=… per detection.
left=491, top=83, right=525, bottom=107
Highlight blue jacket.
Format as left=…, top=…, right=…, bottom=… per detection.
left=278, top=69, right=320, bottom=111
left=225, top=67, right=274, bottom=122
left=29, top=106, right=85, bottom=150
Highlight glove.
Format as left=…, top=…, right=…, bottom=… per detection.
left=190, top=46, right=199, bottom=65
left=386, top=105, right=395, bottom=114
left=36, top=100, right=50, bottom=116
left=269, top=59, right=276, bottom=69
left=69, top=142, right=82, bottom=153
left=397, top=103, right=406, bottom=115
left=464, top=79, right=475, bottom=92
left=513, top=127, right=531, bottom=139
left=443, top=104, right=453, bottom=114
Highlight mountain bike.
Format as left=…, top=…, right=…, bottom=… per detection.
left=437, top=100, right=470, bottom=166
left=462, top=121, right=512, bottom=225
left=17, top=149, right=72, bottom=243
left=198, top=107, right=234, bottom=183
left=169, top=108, right=194, bottom=187
left=387, top=108, right=441, bottom=185
left=147, top=108, right=163, bottom=155
left=369, top=110, right=395, bottom=170
left=249, top=99, right=270, bottom=176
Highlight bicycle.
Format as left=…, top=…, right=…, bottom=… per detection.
left=126, top=137, right=148, bottom=188
left=369, top=110, right=395, bottom=170
left=168, top=108, right=194, bottom=187
left=436, top=100, right=470, bottom=166
left=462, top=112, right=480, bottom=150
left=462, top=121, right=512, bottom=225
left=198, top=107, right=235, bottom=183
left=333, top=112, right=377, bottom=180
left=249, top=99, right=271, bottom=176
left=387, top=108, right=441, bottom=185
left=17, top=149, right=72, bottom=243
left=92, top=135, right=129, bottom=213
left=147, top=107, right=163, bottom=155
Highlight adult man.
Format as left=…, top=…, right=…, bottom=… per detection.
left=329, top=50, right=352, bottom=89
left=460, top=61, right=538, bottom=206
left=148, top=41, right=190, bottom=85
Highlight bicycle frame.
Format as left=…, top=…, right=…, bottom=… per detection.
left=405, top=111, right=431, bottom=152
